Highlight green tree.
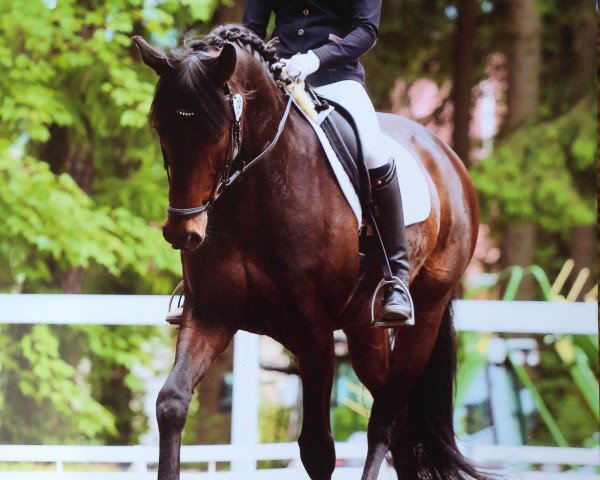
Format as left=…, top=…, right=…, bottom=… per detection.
left=471, top=0, right=596, bottom=293
left=0, top=0, right=223, bottom=444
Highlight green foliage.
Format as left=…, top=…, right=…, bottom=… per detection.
left=331, top=406, right=369, bottom=441
left=258, top=404, right=293, bottom=443
left=0, top=0, right=223, bottom=445
left=471, top=100, right=595, bottom=234
left=458, top=264, right=598, bottom=447
left=454, top=331, right=599, bottom=448
left=0, top=149, right=180, bottom=290
left=0, top=323, right=164, bottom=444
left=529, top=335, right=599, bottom=447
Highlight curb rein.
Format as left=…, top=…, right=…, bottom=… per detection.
left=164, top=80, right=294, bottom=219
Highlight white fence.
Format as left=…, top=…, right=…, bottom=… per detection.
left=0, top=295, right=597, bottom=479
left=0, top=295, right=596, bottom=333
left=0, top=443, right=598, bottom=479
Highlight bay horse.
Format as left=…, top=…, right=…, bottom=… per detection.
left=133, top=25, right=487, bottom=480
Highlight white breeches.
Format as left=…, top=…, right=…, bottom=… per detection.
left=314, top=80, right=403, bottom=169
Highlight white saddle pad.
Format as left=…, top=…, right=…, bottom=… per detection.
left=295, top=102, right=431, bottom=229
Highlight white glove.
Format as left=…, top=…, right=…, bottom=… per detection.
left=283, top=51, right=320, bottom=81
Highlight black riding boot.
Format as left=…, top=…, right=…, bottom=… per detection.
left=370, top=159, right=413, bottom=327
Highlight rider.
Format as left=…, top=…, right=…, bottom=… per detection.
left=243, top=1, right=413, bottom=327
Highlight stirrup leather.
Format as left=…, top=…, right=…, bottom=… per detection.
left=371, top=276, right=415, bottom=328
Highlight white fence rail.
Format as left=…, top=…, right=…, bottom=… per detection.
left=0, top=295, right=597, bottom=479
left=0, top=295, right=596, bottom=334
left=0, top=443, right=598, bottom=479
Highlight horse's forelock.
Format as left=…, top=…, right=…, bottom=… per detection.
left=150, top=51, right=228, bottom=144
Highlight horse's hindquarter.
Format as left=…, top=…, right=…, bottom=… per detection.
left=376, top=113, right=440, bottom=279
left=377, top=112, right=479, bottom=291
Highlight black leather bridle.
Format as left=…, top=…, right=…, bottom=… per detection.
left=163, top=84, right=293, bottom=219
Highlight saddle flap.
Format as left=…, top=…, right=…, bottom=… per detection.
left=291, top=89, right=431, bottom=230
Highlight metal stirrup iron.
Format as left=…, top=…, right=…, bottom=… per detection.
left=370, top=276, right=415, bottom=328
left=166, top=280, right=185, bottom=325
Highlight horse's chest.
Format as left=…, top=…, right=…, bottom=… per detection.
left=189, top=251, right=277, bottom=319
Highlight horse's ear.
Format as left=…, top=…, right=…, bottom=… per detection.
left=211, top=43, right=237, bottom=84
left=132, top=36, right=171, bottom=76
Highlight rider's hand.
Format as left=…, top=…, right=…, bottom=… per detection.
left=283, top=51, right=320, bottom=81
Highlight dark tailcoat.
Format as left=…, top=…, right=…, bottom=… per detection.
left=243, top=0, right=381, bottom=86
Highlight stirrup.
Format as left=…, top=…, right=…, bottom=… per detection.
left=371, top=276, right=415, bottom=328
left=166, top=280, right=185, bottom=325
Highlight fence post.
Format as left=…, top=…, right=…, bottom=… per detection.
left=231, top=331, right=260, bottom=472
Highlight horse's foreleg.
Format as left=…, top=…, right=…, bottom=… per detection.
left=295, top=334, right=336, bottom=480
left=157, top=320, right=234, bottom=480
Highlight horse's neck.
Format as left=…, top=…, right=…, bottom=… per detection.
left=240, top=78, right=287, bottom=157
left=217, top=72, right=349, bottom=241
left=249, top=114, right=341, bottom=222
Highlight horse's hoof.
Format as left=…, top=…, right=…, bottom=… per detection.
left=166, top=307, right=183, bottom=325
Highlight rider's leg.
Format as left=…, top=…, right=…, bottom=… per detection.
left=314, top=81, right=413, bottom=325
left=369, top=159, right=412, bottom=325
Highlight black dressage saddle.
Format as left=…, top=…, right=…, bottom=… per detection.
left=308, top=90, right=371, bottom=210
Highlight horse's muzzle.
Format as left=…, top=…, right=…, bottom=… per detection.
left=162, top=214, right=207, bottom=251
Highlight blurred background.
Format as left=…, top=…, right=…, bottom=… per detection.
left=0, top=0, right=596, bottom=471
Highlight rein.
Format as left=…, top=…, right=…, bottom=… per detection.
left=165, top=84, right=293, bottom=219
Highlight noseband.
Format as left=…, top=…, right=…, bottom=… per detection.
left=164, top=84, right=293, bottom=219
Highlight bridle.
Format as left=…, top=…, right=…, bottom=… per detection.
left=163, top=82, right=294, bottom=219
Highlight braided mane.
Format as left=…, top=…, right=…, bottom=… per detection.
left=186, top=24, right=279, bottom=68
left=150, top=25, right=276, bottom=146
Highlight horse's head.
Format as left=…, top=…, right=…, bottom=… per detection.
left=134, top=26, right=279, bottom=251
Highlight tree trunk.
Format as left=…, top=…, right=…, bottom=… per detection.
left=36, top=125, right=94, bottom=293
left=564, top=10, right=597, bottom=297
left=567, top=225, right=597, bottom=298
left=212, top=0, right=246, bottom=25
left=571, top=10, right=596, bottom=104
left=451, top=0, right=478, bottom=168
left=191, top=343, right=234, bottom=444
left=501, top=223, right=538, bottom=299
left=499, top=0, right=542, bottom=299
left=502, top=0, right=542, bottom=134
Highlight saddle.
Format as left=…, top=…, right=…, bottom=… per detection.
left=300, top=87, right=382, bottom=278
left=305, top=87, right=372, bottom=211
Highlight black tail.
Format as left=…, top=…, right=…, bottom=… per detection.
left=393, top=301, right=492, bottom=479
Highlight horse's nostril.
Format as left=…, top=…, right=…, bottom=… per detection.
left=187, top=231, right=204, bottom=248
left=162, top=216, right=206, bottom=251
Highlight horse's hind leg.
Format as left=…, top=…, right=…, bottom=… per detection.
left=343, top=320, right=391, bottom=397
left=157, top=319, right=234, bottom=480
left=391, top=299, right=488, bottom=480
left=293, top=332, right=336, bottom=480
left=360, top=298, right=450, bottom=480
